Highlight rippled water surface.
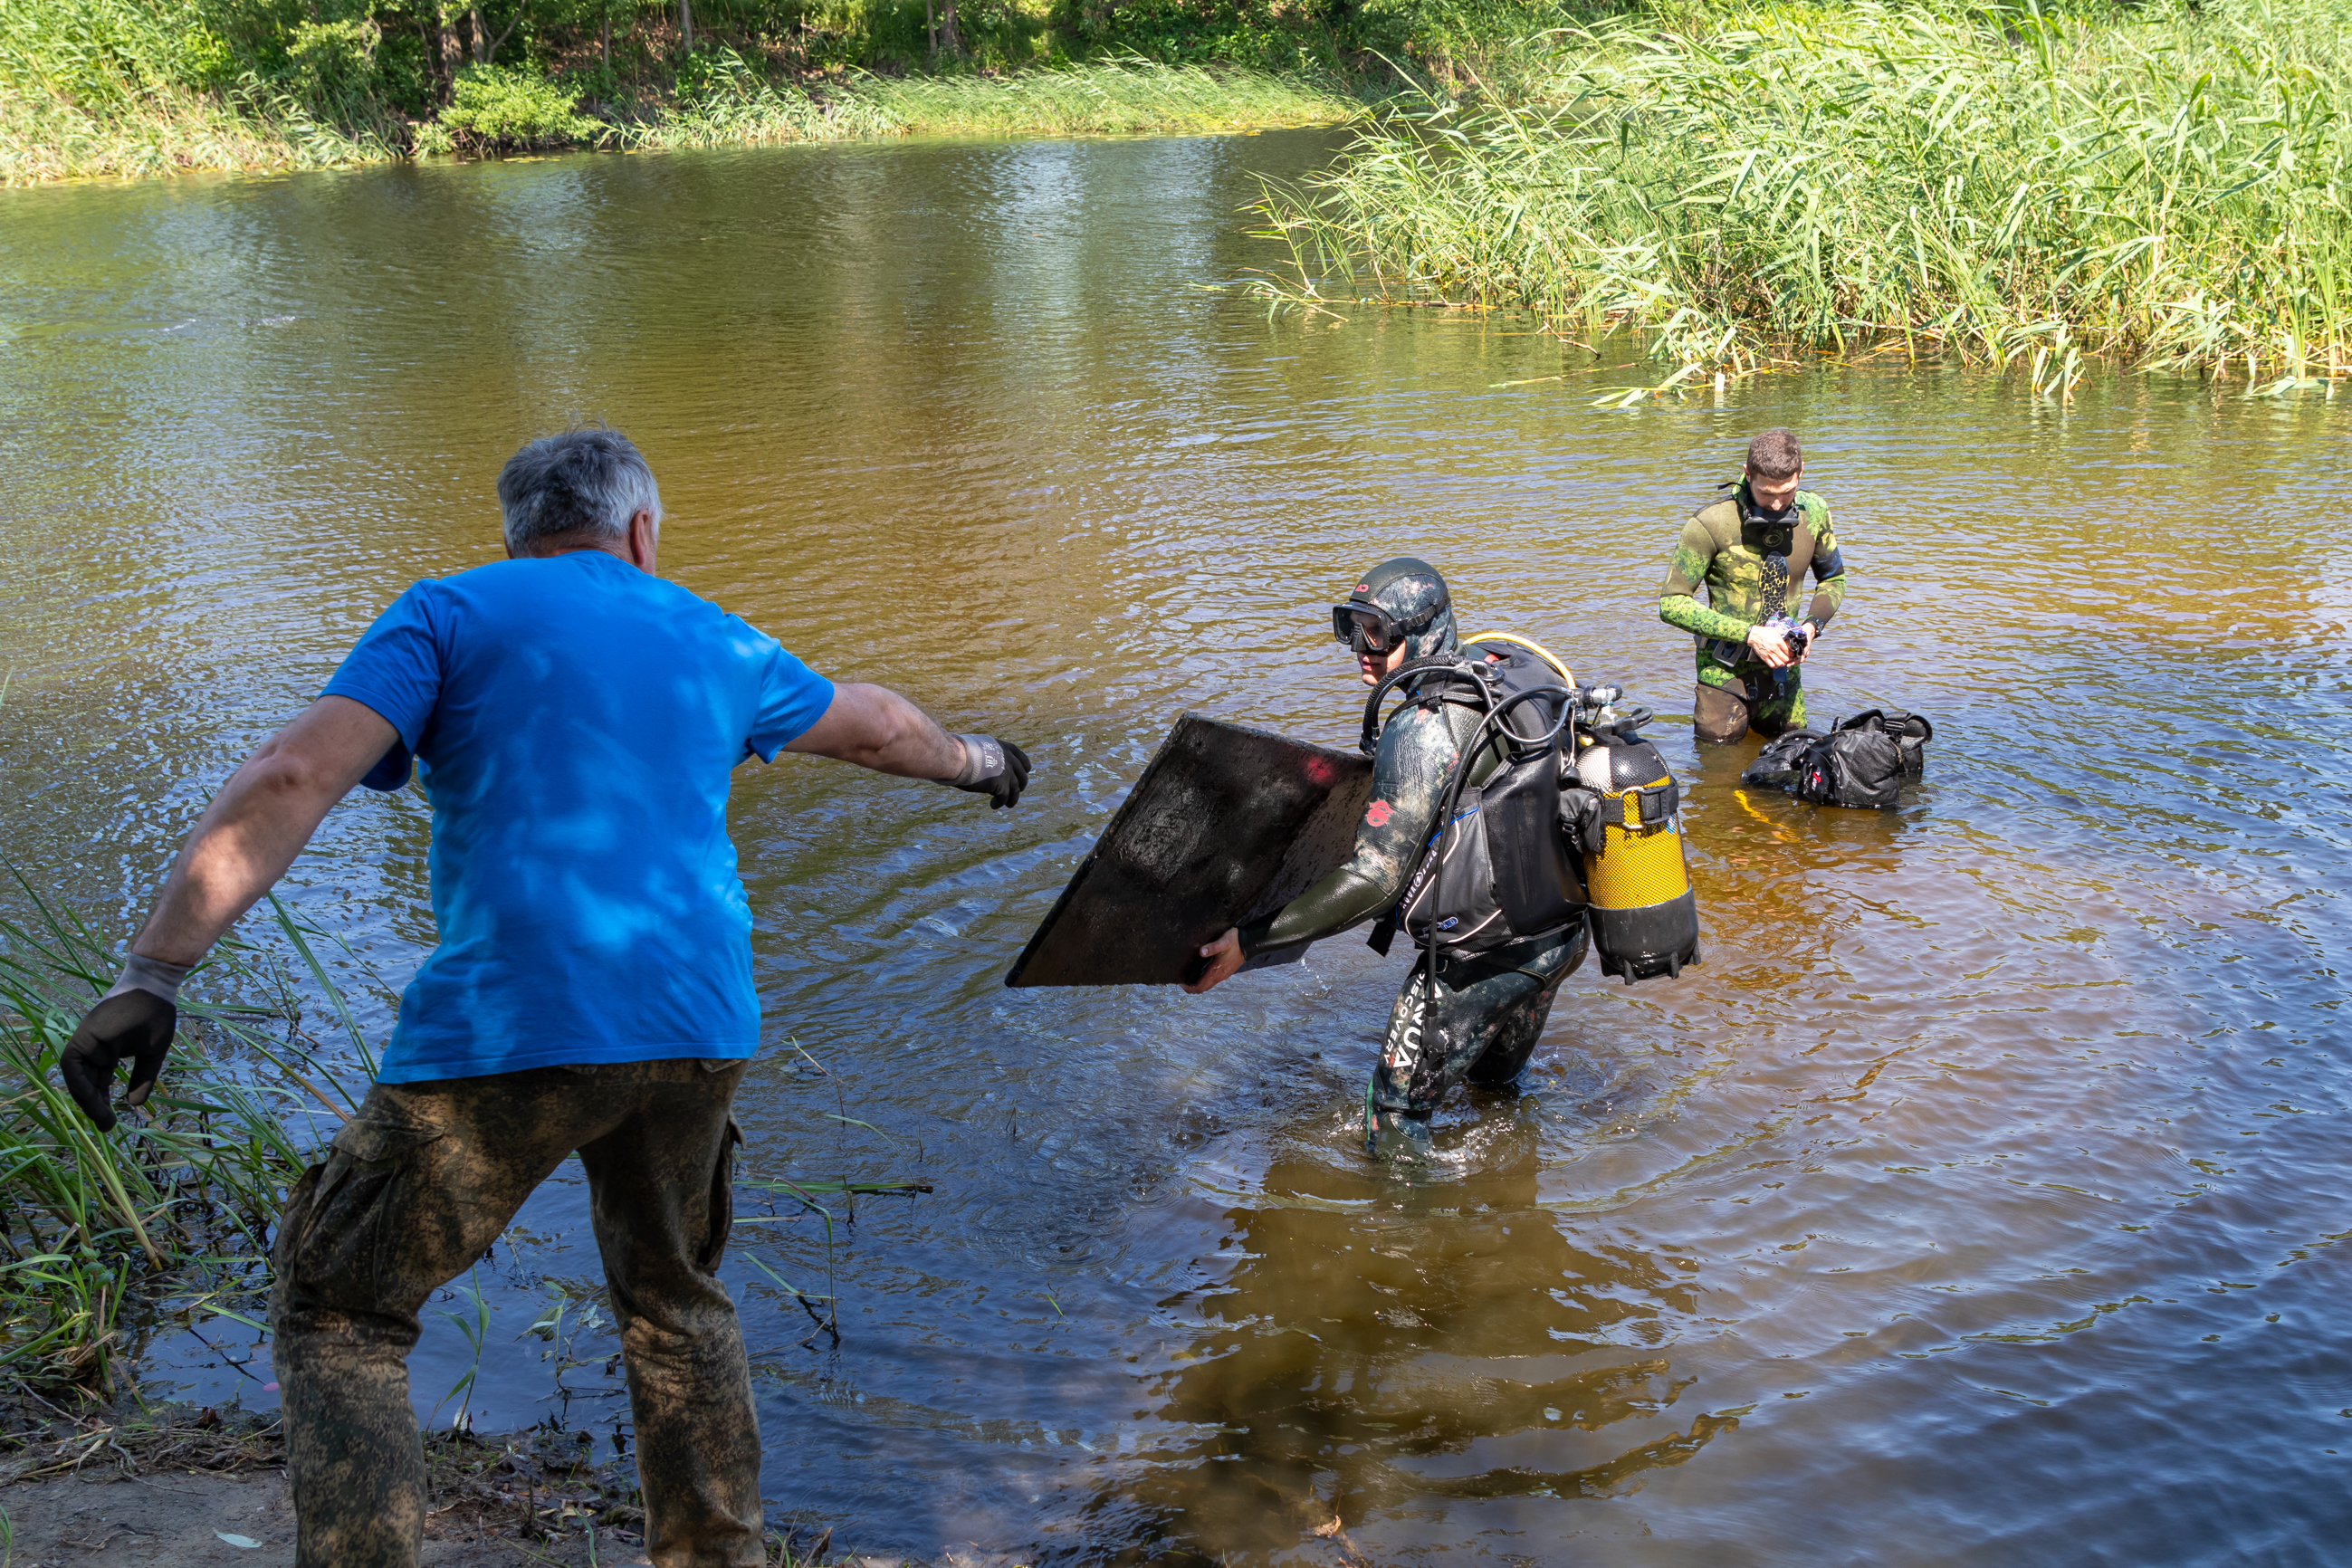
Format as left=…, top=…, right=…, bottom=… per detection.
left=3, top=130, right=2349, bottom=1564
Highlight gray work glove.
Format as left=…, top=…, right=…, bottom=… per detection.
left=950, top=734, right=1031, bottom=809
left=61, top=954, right=190, bottom=1132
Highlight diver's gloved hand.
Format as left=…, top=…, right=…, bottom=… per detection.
left=61, top=955, right=189, bottom=1132
left=950, top=735, right=1031, bottom=808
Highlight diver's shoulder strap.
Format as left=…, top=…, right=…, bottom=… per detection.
left=1787, top=492, right=1826, bottom=581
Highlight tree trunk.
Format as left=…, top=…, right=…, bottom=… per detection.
left=600, top=4, right=609, bottom=66
left=925, top=0, right=935, bottom=56
left=469, top=6, right=487, bottom=63
left=935, top=0, right=961, bottom=56
left=678, top=0, right=693, bottom=51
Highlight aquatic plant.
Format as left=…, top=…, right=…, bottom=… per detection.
left=1248, top=0, right=2352, bottom=394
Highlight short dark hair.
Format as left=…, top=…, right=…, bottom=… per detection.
left=1745, top=428, right=1802, bottom=482
left=497, top=428, right=663, bottom=554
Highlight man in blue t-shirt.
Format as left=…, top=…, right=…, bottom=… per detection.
left=58, top=428, right=1032, bottom=1568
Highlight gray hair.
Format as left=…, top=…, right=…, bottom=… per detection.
left=497, top=428, right=663, bottom=554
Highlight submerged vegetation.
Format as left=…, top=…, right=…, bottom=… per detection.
left=1250, top=0, right=2352, bottom=394
left=0, top=0, right=1542, bottom=179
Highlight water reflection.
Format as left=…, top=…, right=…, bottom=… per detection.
left=1123, top=1117, right=1737, bottom=1557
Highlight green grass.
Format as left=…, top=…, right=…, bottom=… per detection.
left=1248, top=0, right=2352, bottom=394
left=612, top=51, right=1362, bottom=148
left=0, top=883, right=370, bottom=1394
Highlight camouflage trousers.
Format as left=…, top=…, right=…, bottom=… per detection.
left=1372, top=925, right=1587, bottom=1118
left=1694, top=643, right=1806, bottom=742
left=270, top=1059, right=761, bottom=1568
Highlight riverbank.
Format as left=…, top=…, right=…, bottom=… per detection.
left=1249, top=0, right=2352, bottom=391
left=0, top=1406, right=649, bottom=1565
left=0, top=54, right=1373, bottom=183
left=0, top=0, right=1527, bottom=183
left=0, top=885, right=920, bottom=1555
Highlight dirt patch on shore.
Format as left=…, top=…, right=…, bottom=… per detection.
left=0, top=1401, right=858, bottom=1566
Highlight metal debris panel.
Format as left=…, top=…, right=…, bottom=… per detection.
left=1005, top=712, right=1376, bottom=987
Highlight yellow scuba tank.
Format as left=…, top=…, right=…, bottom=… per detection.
left=1573, top=716, right=1701, bottom=982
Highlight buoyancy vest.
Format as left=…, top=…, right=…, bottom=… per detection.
left=1362, top=642, right=1586, bottom=959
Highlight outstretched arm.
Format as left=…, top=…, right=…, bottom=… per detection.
left=64, top=694, right=397, bottom=1131
left=784, top=682, right=1032, bottom=808
left=133, top=695, right=399, bottom=965
left=1187, top=702, right=1460, bottom=994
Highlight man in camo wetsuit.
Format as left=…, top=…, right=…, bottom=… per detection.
left=1188, top=558, right=1587, bottom=1153
left=1659, top=427, right=1849, bottom=743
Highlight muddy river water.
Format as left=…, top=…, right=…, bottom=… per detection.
left=2, top=128, right=2348, bottom=1564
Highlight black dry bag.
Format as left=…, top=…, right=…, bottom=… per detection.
left=1740, top=709, right=1934, bottom=810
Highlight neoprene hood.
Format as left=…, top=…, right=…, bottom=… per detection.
left=1346, top=557, right=1458, bottom=662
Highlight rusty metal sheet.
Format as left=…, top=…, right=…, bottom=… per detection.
left=1005, top=712, right=1376, bottom=988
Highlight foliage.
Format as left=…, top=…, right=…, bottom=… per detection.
left=0, top=884, right=372, bottom=1393
left=433, top=59, right=600, bottom=149
left=0, top=0, right=1483, bottom=179
left=1248, top=0, right=2352, bottom=394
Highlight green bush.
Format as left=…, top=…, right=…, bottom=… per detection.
left=285, top=16, right=379, bottom=112
left=435, top=59, right=600, bottom=149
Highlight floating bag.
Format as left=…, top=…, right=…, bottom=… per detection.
left=1740, top=709, right=1934, bottom=810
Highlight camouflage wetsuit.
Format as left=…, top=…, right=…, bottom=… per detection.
left=1239, top=561, right=1585, bottom=1131
left=1659, top=483, right=1847, bottom=741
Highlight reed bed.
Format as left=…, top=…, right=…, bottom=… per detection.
left=1249, top=0, right=2352, bottom=394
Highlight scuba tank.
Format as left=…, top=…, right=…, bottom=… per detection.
left=1567, top=697, right=1701, bottom=982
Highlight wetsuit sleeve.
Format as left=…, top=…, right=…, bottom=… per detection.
left=1659, top=518, right=1749, bottom=642
left=1804, top=505, right=1848, bottom=630
left=1237, top=702, right=1458, bottom=955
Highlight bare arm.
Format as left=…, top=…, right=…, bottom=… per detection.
left=131, top=695, right=400, bottom=965
left=782, top=682, right=968, bottom=779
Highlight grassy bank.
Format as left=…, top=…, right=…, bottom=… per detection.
left=1249, top=0, right=2352, bottom=394
left=0, top=0, right=1563, bottom=181
left=0, top=888, right=361, bottom=1395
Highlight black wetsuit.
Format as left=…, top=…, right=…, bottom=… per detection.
left=1238, top=676, right=1587, bottom=1120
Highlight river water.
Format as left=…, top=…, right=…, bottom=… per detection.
left=2, top=129, right=2348, bottom=1564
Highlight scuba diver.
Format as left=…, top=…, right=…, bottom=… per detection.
left=1185, top=559, right=1595, bottom=1154
left=1659, top=427, right=1850, bottom=744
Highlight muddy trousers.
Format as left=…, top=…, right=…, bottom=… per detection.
left=1371, top=926, right=1586, bottom=1118
left=269, top=1059, right=760, bottom=1568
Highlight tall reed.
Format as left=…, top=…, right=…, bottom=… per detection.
left=0, top=881, right=368, bottom=1392
left=1249, top=0, right=2352, bottom=393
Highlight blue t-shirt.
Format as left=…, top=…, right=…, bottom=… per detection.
left=321, top=550, right=835, bottom=1084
